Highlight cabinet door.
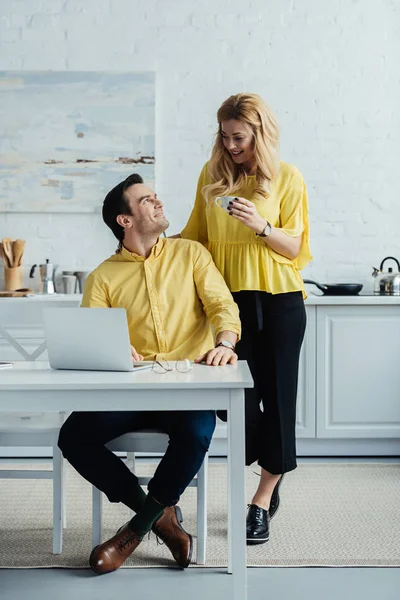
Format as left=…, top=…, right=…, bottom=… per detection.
left=0, top=329, right=48, bottom=361
left=296, top=305, right=316, bottom=438
left=211, top=304, right=317, bottom=454
left=0, top=299, right=81, bottom=361
left=316, top=305, right=400, bottom=438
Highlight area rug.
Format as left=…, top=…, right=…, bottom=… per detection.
left=0, top=462, right=399, bottom=568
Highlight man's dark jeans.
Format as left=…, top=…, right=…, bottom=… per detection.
left=58, top=409, right=216, bottom=506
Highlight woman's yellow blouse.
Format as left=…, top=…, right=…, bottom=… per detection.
left=181, top=161, right=312, bottom=297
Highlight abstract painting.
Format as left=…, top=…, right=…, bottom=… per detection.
left=0, top=72, right=155, bottom=213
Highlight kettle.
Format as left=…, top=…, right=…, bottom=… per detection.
left=29, top=258, right=58, bottom=294
left=372, top=256, right=400, bottom=296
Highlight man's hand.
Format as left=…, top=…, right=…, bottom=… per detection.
left=130, top=344, right=144, bottom=362
left=194, top=347, right=238, bottom=366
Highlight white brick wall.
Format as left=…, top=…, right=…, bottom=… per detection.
left=1, top=0, right=399, bottom=291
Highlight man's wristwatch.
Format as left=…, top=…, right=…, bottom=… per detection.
left=256, top=221, right=272, bottom=237
left=216, top=340, right=236, bottom=351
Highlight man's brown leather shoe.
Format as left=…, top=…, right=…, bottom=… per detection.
left=89, top=522, right=143, bottom=575
left=152, top=505, right=193, bottom=568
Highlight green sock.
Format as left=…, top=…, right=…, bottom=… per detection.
left=128, top=494, right=165, bottom=537
left=121, top=482, right=147, bottom=514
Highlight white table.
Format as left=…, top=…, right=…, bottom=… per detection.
left=0, top=360, right=253, bottom=600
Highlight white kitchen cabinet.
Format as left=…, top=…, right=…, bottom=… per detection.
left=0, top=296, right=81, bottom=361
left=211, top=305, right=317, bottom=455
left=2, top=294, right=400, bottom=458
left=316, top=305, right=400, bottom=438
left=0, top=295, right=81, bottom=457
left=295, top=305, right=316, bottom=438
left=0, top=334, right=49, bottom=362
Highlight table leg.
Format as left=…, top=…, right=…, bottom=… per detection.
left=227, top=388, right=247, bottom=600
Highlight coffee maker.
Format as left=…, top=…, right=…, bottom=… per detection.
left=29, top=259, right=57, bottom=294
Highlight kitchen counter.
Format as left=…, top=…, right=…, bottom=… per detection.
left=0, top=293, right=83, bottom=302
left=304, top=292, right=400, bottom=305
left=2, top=292, right=400, bottom=305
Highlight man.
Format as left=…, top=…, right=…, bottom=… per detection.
left=58, top=174, right=241, bottom=575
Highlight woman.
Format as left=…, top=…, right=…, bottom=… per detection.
left=179, top=93, right=312, bottom=545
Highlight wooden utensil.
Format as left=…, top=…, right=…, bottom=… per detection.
left=0, top=243, right=9, bottom=268
left=2, top=238, right=14, bottom=267
left=12, top=239, right=25, bottom=267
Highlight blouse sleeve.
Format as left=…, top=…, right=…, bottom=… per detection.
left=269, top=167, right=312, bottom=271
left=180, top=163, right=209, bottom=244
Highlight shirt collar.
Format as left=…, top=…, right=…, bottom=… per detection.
left=120, top=237, right=165, bottom=262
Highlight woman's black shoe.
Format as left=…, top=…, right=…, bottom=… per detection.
left=246, top=504, right=270, bottom=545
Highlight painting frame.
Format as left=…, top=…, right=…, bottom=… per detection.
left=0, top=71, right=155, bottom=213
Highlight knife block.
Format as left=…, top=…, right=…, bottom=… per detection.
left=4, top=266, right=23, bottom=291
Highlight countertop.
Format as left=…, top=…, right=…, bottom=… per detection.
left=304, top=293, right=400, bottom=305
left=0, top=294, right=82, bottom=302
left=1, top=292, right=400, bottom=305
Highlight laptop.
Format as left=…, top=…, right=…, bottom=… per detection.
left=42, top=308, right=153, bottom=372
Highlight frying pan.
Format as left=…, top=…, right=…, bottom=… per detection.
left=303, top=279, right=363, bottom=296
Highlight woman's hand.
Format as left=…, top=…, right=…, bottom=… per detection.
left=228, top=197, right=267, bottom=234
left=130, top=344, right=144, bottom=362
left=194, top=347, right=238, bottom=366
left=229, top=197, right=302, bottom=259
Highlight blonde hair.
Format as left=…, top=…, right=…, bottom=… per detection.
left=203, top=93, right=280, bottom=203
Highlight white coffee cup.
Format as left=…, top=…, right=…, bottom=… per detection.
left=214, top=195, right=236, bottom=212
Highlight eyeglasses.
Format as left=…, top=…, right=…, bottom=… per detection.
left=152, top=359, right=193, bottom=374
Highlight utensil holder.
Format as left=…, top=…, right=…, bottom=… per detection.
left=4, top=266, right=23, bottom=291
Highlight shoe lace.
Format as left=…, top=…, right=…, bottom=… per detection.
left=153, top=521, right=173, bottom=547
left=146, top=530, right=165, bottom=547
left=247, top=504, right=266, bottom=526
left=117, top=533, right=138, bottom=551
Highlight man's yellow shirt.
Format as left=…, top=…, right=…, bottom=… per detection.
left=82, top=237, right=241, bottom=361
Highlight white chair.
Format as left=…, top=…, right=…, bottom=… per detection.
left=92, top=430, right=209, bottom=565
left=0, top=412, right=67, bottom=554
left=0, top=299, right=78, bottom=554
